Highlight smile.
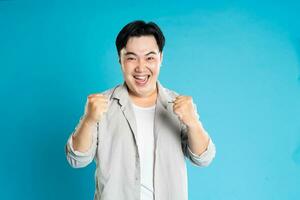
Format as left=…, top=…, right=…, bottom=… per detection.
left=133, top=75, right=150, bottom=85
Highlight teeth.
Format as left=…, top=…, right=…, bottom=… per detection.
left=134, top=75, right=148, bottom=80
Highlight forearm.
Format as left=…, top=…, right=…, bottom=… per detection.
left=72, top=117, right=95, bottom=153
left=187, top=121, right=210, bottom=156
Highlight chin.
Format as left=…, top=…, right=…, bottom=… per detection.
left=126, top=78, right=157, bottom=96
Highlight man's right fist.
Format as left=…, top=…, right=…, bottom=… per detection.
left=83, top=94, right=108, bottom=124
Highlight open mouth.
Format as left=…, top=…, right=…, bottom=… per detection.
left=133, top=75, right=150, bottom=86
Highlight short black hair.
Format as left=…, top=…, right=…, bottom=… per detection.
left=115, top=20, right=165, bottom=57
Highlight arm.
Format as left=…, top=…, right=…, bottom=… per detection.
left=65, top=93, right=108, bottom=168
left=187, top=121, right=210, bottom=156
left=65, top=116, right=98, bottom=168
left=71, top=116, right=96, bottom=152
left=174, top=96, right=216, bottom=167
left=186, top=123, right=216, bottom=167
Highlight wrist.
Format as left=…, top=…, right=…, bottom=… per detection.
left=82, top=115, right=97, bottom=127
left=186, top=119, right=203, bottom=131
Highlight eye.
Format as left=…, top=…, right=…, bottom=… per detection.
left=147, top=57, right=155, bottom=61
left=127, top=57, right=136, bottom=61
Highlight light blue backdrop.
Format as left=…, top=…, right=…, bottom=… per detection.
left=0, top=1, right=299, bottom=199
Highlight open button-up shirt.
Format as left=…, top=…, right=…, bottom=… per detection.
left=65, top=82, right=216, bottom=200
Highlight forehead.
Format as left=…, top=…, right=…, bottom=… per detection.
left=123, top=36, right=159, bottom=55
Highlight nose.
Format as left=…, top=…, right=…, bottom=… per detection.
left=135, top=58, right=147, bottom=72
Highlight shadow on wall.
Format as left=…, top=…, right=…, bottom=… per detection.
left=290, top=38, right=300, bottom=166
left=293, top=145, right=300, bottom=165
left=294, top=38, right=300, bottom=81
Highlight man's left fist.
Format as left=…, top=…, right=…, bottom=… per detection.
left=173, top=96, right=200, bottom=128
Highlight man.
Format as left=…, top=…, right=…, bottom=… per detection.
left=65, top=20, right=216, bottom=200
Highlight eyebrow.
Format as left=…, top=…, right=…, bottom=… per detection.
left=124, top=51, right=159, bottom=56
left=145, top=51, right=159, bottom=56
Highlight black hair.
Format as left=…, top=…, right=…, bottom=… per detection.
left=115, top=20, right=165, bottom=57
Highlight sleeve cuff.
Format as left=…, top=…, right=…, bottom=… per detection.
left=187, top=137, right=216, bottom=166
left=66, top=133, right=96, bottom=157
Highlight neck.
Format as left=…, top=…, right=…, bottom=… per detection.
left=129, top=88, right=158, bottom=107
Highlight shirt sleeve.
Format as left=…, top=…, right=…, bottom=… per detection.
left=65, top=116, right=98, bottom=168
left=187, top=136, right=216, bottom=167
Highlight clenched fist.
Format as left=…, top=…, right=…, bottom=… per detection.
left=83, top=94, right=109, bottom=124
left=173, top=95, right=200, bottom=128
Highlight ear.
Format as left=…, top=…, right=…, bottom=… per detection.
left=119, top=58, right=125, bottom=71
left=160, top=52, right=164, bottom=65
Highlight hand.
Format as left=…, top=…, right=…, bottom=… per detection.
left=83, top=94, right=108, bottom=124
left=173, top=96, right=200, bottom=128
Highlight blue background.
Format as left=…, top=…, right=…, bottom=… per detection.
left=1, top=0, right=299, bottom=199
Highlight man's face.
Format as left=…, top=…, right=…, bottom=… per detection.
left=120, top=35, right=163, bottom=98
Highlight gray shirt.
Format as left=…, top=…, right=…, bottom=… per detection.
left=65, top=82, right=216, bottom=200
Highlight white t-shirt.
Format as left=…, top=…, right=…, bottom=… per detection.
left=132, top=103, right=156, bottom=200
